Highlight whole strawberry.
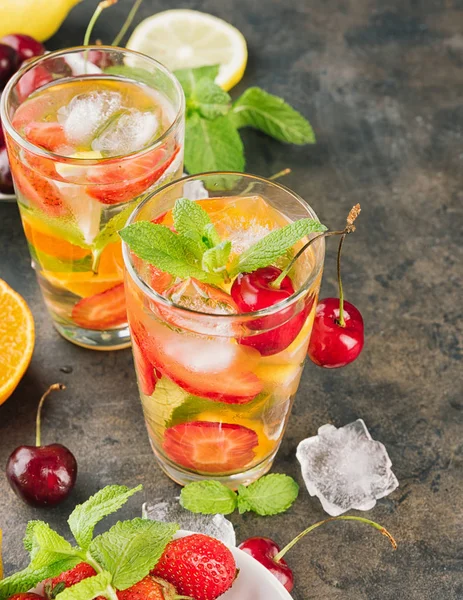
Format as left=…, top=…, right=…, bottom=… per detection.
left=43, top=563, right=104, bottom=599
left=117, top=576, right=177, bottom=600
left=151, top=534, right=236, bottom=600
left=8, top=595, right=45, bottom=600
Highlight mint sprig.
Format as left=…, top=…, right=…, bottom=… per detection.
left=173, top=65, right=315, bottom=175
left=121, top=197, right=326, bottom=285
left=180, top=473, right=299, bottom=517
left=0, top=484, right=179, bottom=600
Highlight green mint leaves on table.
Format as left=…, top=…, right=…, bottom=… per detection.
left=180, top=473, right=299, bottom=517
left=120, top=197, right=326, bottom=283
left=0, top=484, right=178, bottom=600
left=174, top=65, right=315, bottom=174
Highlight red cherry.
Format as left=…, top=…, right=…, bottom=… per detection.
left=16, top=63, right=53, bottom=101
left=87, top=49, right=114, bottom=69
left=1, top=34, right=45, bottom=63
left=5, top=384, right=77, bottom=507
left=231, top=266, right=309, bottom=356
left=308, top=298, right=364, bottom=368
left=0, top=42, right=19, bottom=88
left=239, top=537, right=294, bottom=592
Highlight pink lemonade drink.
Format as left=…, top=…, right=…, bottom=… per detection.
left=122, top=173, right=325, bottom=486
left=1, top=47, right=184, bottom=349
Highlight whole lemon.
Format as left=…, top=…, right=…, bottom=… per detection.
left=0, top=0, right=81, bottom=42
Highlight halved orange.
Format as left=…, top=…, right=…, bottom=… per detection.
left=0, top=280, right=35, bottom=405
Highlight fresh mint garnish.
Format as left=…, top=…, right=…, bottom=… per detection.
left=0, top=561, right=81, bottom=600
left=229, top=218, right=327, bottom=277
left=55, top=571, right=113, bottom=600
left=230, top=87, right=316, bottom=144
left=174, top=65, right=315, bottom=175
left=68, top=484, right=142, bottom=550
left=180, top=481, right=238, bottom=515
left=180, top=473, right=299, bottom=517
left=120, top=197, right=326, bottom=286
left=89, top=519, right=178, bottom=590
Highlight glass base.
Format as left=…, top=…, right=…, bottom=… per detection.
left=53, top=322, right=131, bottom=351
left=152, top=442, right=277, bottom=489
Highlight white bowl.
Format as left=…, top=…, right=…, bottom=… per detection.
left=178, top=530, right=293, bottom=600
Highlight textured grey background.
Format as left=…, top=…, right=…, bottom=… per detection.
left=1, top=0, right=462, bottom=598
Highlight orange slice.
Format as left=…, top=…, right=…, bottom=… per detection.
left=0, top=280, right=35, bottom=405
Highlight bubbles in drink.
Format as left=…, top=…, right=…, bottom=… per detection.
left=92, top=108, right=159, bottom=156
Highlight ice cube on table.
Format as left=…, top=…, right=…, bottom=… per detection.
left=296, top=419, right=399, bottom=516
left=142, top=499, right=236, bottom=547
left=57, top=91, right=122, bottom=145
left=91, top=109, right=159, bottom=156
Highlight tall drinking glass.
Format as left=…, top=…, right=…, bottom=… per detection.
left=1, top=47, right=185, bottom=349
left=123, top=173, right=325, bottom=487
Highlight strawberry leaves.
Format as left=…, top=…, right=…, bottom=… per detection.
left=121, top=197, right=326, bottom=284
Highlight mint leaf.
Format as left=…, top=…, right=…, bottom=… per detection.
left=180, top=481, right=238, bottom=515
left=192, top=79, right=231, bottom=120
left=202, top=241, right=231, bottom=274
left=23, top=520, right=43, bottom=553
left=237, top=474, right=299, bottom=516
left=230, top=218, right=326, bottom=276
left=175, top=65, right=220, bottom=98
left=68, top=484, right=142, bottom=550
left=0, top=560, right=81, bottom=600
left=231, top=87, right=316, bottom=145
left=172, top=197, right=217, bottom=247
left=89, top=519, right=178, bottom=590
left=54, top=571, right=112, bottom=600
left=120, top=221, right=221, bottom=284
left=91, top=199, right=141, bottom=256
left=27, top=523, right=79, bottom=570
left=184, top=113, right=245, bottom=175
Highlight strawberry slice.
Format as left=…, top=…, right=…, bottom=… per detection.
left=10, top=154, right=67, bottom=217
left=72, top=283, right=127, bottom=330
left=132, top=320, right=262, bottom=404
left=132, top=334, right=158, bottom=396
left=86, top=144, right=180, bottom=205
left=163, top=421, right=258, bottom=473
left=24, top=122, right=67, bottom=152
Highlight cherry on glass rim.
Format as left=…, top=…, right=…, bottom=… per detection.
left=6, top=383, right=77, bottom=507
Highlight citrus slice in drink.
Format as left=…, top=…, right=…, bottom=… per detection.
left=127, top=9, right=247, bottom=90
left=0, top=279, right=35, bottom=405
left=163, top=421, right=258, bottom=473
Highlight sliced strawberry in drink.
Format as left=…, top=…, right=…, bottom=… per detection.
left=72, top=283, right=127, bottom=330
left=23, top=122, right=67, bottom=152
left=132, top=321, right=262, bottom=404
left=9, top=154, right=67, bottom=217
left=163, top=421, right=259, bottom=473
left=86, top=144, right=180, bottom=205
left=132, top=334, right=158, bottom=396
left=163, top=278, right=238, bottom=315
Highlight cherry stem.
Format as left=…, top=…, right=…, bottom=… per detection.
left=36, top=383, right=66, bottom=447
left=337, top=233, right=347, bottom=327
left=83, top=0, right=118, bottom=46
left=112, top=0, right=144, bottom=46
left=269, top=168, right=291, bottom=181
left=273, top=515, right=397, bottom=563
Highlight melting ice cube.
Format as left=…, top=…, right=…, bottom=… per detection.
left=91, top=109, right=159, bottom=156
left=142, top=499, right=236, bottom=547
left=296, top=419, right=399, bottom=516
left=58, top=91, right=122, bottom=145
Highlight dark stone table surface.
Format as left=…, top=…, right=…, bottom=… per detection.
left=1, top=1, right=462, bottom=598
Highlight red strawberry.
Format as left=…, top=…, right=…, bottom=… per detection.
left=86, top=145, right=180, bottom=205
left=72, top=283, right=127, bottom=330
left=23, top=122, right=67, bottom=152
left=43, top=563, right=104, bottom=599
left=163, top=421, right=258, bottom=474
left=9, top=153, right=67, bottom=218
left=117, top=575, right=177, bottom=600
left=8, top=594, right=45, bottom=600
left=132, top=334, right=158, bottom=396
left=151, top=534, right=237, bottom=600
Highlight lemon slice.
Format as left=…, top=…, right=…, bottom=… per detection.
left=127, top=9, right=247, bottom=91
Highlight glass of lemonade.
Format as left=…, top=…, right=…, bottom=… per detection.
left=123, top=173, right=325, bottom=487
left=1, top=47, right=184, bottom=350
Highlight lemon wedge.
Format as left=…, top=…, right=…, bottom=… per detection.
left=127, top=9, right=248, bottom=91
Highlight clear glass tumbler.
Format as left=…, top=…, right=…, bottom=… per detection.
left=123, top=173, right=325, bottom=487
left=1, top=46, right=185, bottom=350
